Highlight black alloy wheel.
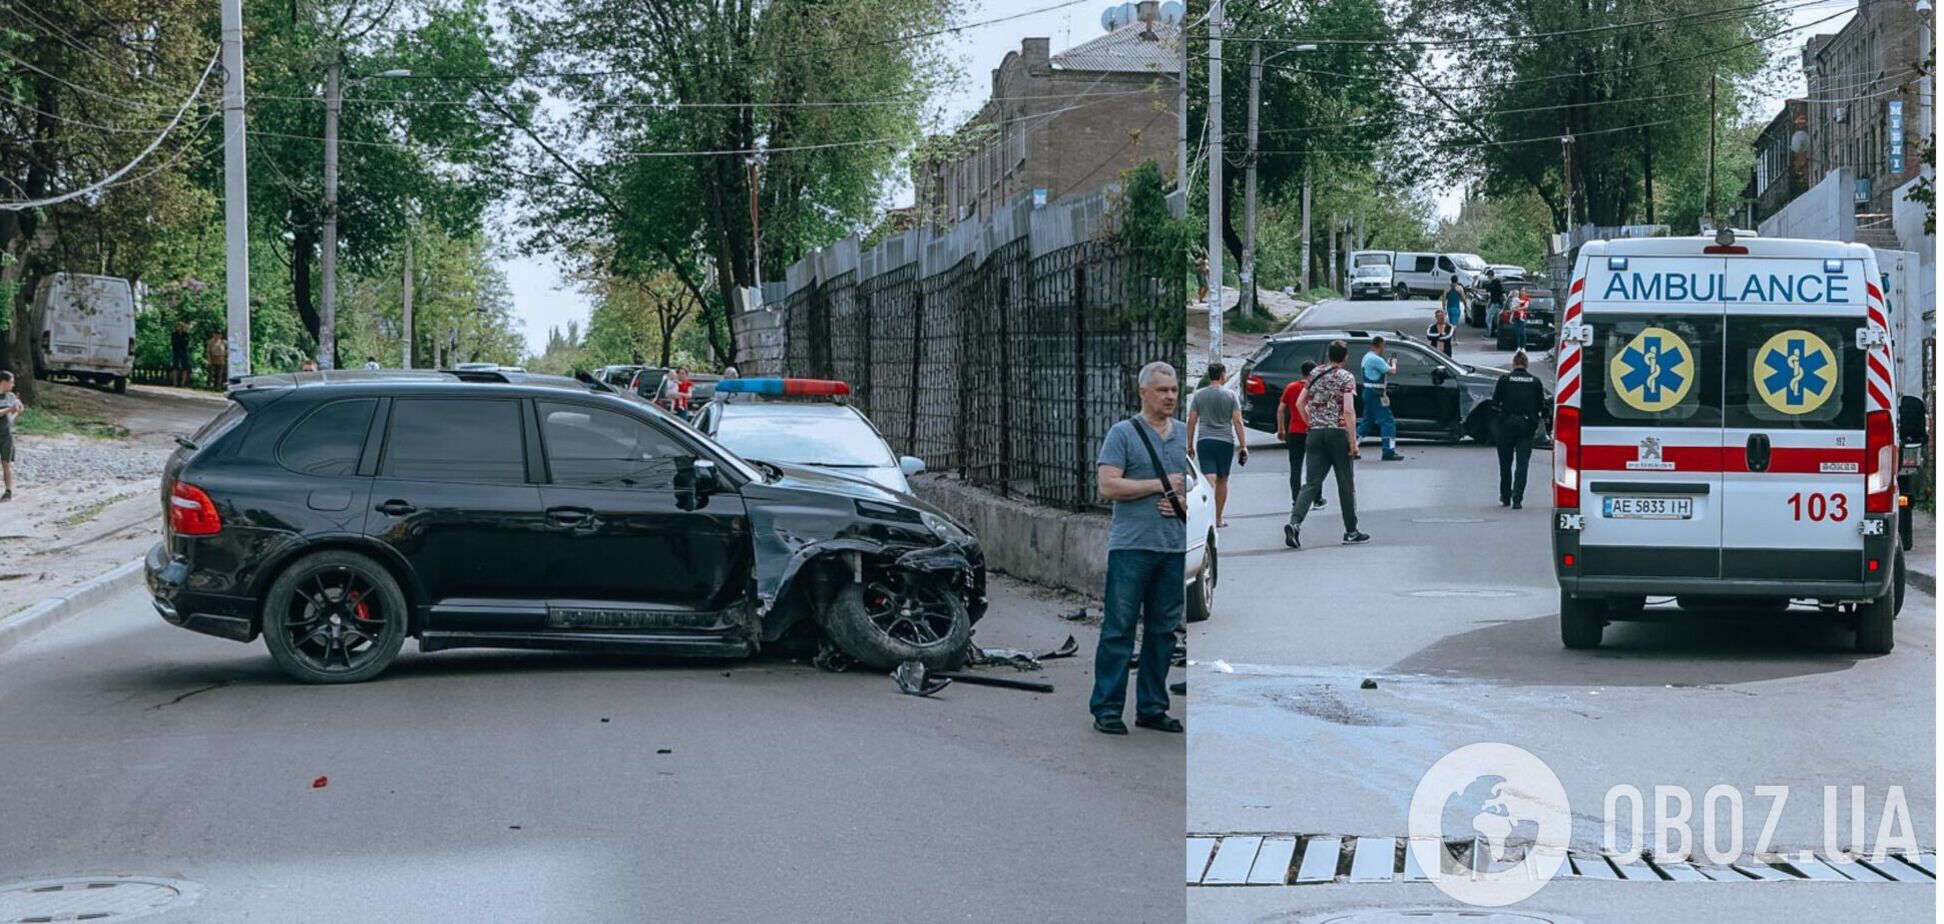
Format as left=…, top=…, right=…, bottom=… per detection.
left=263, top=551, right=409, bottom=683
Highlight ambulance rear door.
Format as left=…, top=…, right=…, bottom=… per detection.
left=1718, top=250, right=1872, bottom=584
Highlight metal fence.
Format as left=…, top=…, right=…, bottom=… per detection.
left=737, top=189, right=1185, bottom=511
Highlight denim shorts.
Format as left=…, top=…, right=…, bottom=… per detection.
left=1196, top=439, right=1234, bottom=477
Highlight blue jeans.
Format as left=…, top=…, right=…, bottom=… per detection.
left=1486, top=296, right=1505, bottom=336
left=1511, top=317, right=1527, bottom=350
left=1090, top=549, right=1183, bottom=721
left=1356, top=386, right=1396, bottom=455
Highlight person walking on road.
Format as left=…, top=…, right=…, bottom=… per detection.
left=1493, top=350, right=1547, bottom=509
left=1186, top=363, right=1247, bottom=527
left=1426, top=308, right=1456, bottom=358
left=205, top=331, right=228, bottom=389
left=1091, top=361, right=1186, bottom=736
left=1482, top=269, right=1506, bottom=340
left=170, top=321, right=193, bottom=388
left=1442, top=275, right=1468, bottom=329
left=1194, top=252, right=1210, bottom=304
left=1276, top=361, right=1326, bottom=514
left=1356, top=336, right=1402, bottom=461
left=0, top=371, right=21, bottom=502
left=1285, top=341, right=1369, bottom=549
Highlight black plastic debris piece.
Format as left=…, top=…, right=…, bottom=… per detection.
left=812, top=639, right=856, bottom=673
left=1360, top=677, right=1378, bottom=690
left=967, top=646, right=1042, bottom=671
left=935, top=672, right=1054, bottom=693
left=893, top=660, right=952, bottom=697
left=600, top=717, right=610, bottom=723
left=656, top=748, right=672, bottom=755
left=1059, top=607, right=1090, bottom=622
left=1169, top=681, right=1187, bottom=695
left=1040, top=635, right=1079, bottom=660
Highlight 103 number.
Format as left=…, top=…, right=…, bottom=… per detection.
left=1786, top=491, right=1849, bottom=522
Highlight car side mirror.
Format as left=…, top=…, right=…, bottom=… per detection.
left=676, top=459, right=720, bottom=510
left=1431, top=367, right=1449, bottom=384
left=899, top=456, right=926, bottom=477
left=693, top=459, right=720, bottom=493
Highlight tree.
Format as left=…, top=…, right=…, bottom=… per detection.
left=582, top=268, right=703, bottom=368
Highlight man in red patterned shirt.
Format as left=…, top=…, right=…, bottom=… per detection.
left=1284, top=340, right=1369, bottom=549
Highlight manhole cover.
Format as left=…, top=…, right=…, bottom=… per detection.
left=1410, top=517, right=1488, bottom=524
left=1406, top=589, right=1524, bottom=599
left=0, top=877, right=199, bottom=923
left=1311, top=912, right=1563, bottom=924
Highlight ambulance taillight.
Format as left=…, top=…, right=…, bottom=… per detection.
left=1552, top=405, right=1580, bottom=509
left=1865, top=409, right=1895, bottom=513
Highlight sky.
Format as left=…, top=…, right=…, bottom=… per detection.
left=498, top=0, right=1862, bottom=355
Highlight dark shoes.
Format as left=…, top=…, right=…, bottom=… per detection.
left=0, top=490, right=10, bottom=502
left=1512, top=500, right=1523, bottom=510
left=1136, top=713, right=1185, bottom=733
left=1500, top=498, right=1510, bottom=507
left=1343, top=531, right=1372, bottom=544
left=1284, top=524, right=1300, bottom=549
left=1313, top=497, right=1326, bottom=509
left=1094, top=716, right=1129, bottom=735
left=1381, top=453, right=1405, bottom=461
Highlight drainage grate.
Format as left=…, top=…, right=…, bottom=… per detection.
left=1187, top=834, right=1938, bottom=886
left=0, top=877, right=200, bottom=923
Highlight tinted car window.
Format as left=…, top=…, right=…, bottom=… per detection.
left=279, top=398, right=376, bottom=476
left=1390, top=347, right=1439, bottom=381
left=384, top=398, right=527, bottom=483
left=1581, top=316, right=1723, bottom=429
left=1254, top=340, right=1323, bottom=374
left=540, top=401, right=693, bottom=488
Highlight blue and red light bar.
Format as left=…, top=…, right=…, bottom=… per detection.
left=714, top=377, right=851, bottom=396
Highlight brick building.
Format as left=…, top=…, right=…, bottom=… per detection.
left=1747, top=99, right=1810, bottom=227
left=912, top=4, right=1180, bottom=229
left=1798, top=0, right=1929, bottom=219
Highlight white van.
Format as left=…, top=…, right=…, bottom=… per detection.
left=33, top=273, right=136, bottom=393
left=1551, top=235, right=1907, bottom=653
left=1391, top=251, right=1489, bottom=297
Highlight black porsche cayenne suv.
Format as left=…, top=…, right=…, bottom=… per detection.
left=146, top=369, right=986, bottom=683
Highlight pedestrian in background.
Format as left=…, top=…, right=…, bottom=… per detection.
left=1482, top=269, right=1506, bottom=340
left=1506, top=288, right=1532, bottom=350
left=364, top=356, right=380, bottom=370
left=1426, top=308, right=1456, bottom=357
left=205, top=331, right=228, bottom=389
left=1285, top=341, right=1369, bottom=548
left=1194, top=252, right=1210, bottom=304
left=0, top=370, right=21, bottom=502
left=1091, top=360, right=1186, bottom=736
left=170, top=321, right=193, bottom=388
left=718, top=365, right=745, bottom=404
left=300, top=359, right=320, bottom=373
left=1186, top=363, right=1246, bottom=528
left=1442, top=275, right=1468, bottom=329
left=1275, top=360, right=1325, bottom=514
left=1356, top=336, right=1402, bottom=461
left=1493, top=350, right=1546, bottom=509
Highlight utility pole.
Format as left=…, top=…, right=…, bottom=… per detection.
left=1300, top=161, right=1312, bottom=291
left=746, top=154, right=762, bottom=285
left=1241, top=40, right=1260, bottom=320
left=1706, top=73, right=1718, bottom=229
left=1176, top=10, right=1189, bottom=192
left=1206, top=0, right=1224, bottom=366
left=1561, top=134, right=1575, bottom=237
left=401, top=232, right=413, bottom=369
left=220, top=0, right=249, bottom=378
left=320, top=58, right=340, bottom=369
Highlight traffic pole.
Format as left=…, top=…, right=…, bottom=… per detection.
left=320, top=59, right=340, bottom=369
left=1206, top=0, right=1224, bottom=368
left=220, top=0, right=250, bottom=378
left=1241, top=40, right=1260, bottom=321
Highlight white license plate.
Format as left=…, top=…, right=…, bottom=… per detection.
left=55, top=344, right=85, bottom=354
left=1603, top=496, right=1692, bottom=519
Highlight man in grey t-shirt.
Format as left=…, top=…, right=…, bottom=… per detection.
left=1185, top=362, right=1247, bottom=527
left=0, top=370, right=21, bottom=502
left=1090, top=361, right=1187, bottom=736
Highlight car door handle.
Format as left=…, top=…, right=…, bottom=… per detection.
left=1746, top=433, right=1772, bottom=473
left=547, top=506, right=594, bottom=526
left=375, top=499, right=416, bottom=516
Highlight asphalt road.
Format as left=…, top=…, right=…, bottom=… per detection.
left=0, top=576, right=1184, bottom=922
left=1186, top=299, right=1935, bottom=922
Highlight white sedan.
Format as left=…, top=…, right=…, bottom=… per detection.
left=1184, top=453, right=1218, bottom=622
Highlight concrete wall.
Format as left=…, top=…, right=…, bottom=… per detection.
left=1759, top=167, right=1856, bottom=241
left=910, top=473, right=1110, bottom=599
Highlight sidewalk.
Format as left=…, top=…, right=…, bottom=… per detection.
left=1185, top=285, right=1311, bottom=383
left=1910, top=509, right=1936, bottom=596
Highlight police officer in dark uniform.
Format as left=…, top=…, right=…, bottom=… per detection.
left=1492, top=350, right=1546, bottom=509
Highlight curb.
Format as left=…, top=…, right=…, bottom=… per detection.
left=1910, top=564, right=1935, bottom=598
left=0, top=559, right=144, bottom=658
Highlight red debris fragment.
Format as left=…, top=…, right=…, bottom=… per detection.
left=311, top=776, right=329, bottom=789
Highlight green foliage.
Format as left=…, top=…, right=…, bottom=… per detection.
left=1434, top=193, right=1553, bottom=271
left=16, top=405, right=129, bottom=440
left=1106, top=160, right=1191, bottom=343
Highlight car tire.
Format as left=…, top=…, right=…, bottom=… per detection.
left=820, top=571, right=971, bottom=671
left=1560, top=591, right=1605, bottom=649
left=112, top=375, right=127, bottom=395
left=1855, top=579, right=1895, bottom=654
left=1394, top=283, right=1409, bottom=300
left=1892, top=548, right=1906, bottom=617
left=1465, top=410, right=1496, bottom=445
left=1186, top=534, right=1217, bottom=623
left=1495, top=329, right=1513, bottom=350
left=261, top=550, right=410, bottom=684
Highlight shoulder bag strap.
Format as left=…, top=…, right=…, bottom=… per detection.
left=1129, top=416, right=1187, bottom=522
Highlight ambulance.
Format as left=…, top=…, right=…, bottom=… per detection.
left=1551, top=232, right=1908, bottom=653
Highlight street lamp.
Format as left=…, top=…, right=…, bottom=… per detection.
left=320, top=65, right=412, bottom=369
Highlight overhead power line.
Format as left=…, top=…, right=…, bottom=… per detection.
left=1236, top=0, right=1843, bottom=48
left=0, top=51, right=220, bottom=211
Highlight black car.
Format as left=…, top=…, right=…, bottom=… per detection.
left=1492, top=287, right=1558, bottom=351
left=145, top=369, right=985, bottom=683
left=1237, top=329, right=1551, bottom=444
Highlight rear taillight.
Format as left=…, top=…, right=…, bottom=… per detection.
left=1552, top=405, right=1580, bottom=509
left=169, top=482, right=222, bottom=536
left=1245, top=374, right=1266, bottom=396
left=1865, top=409, right=1895, bottom=513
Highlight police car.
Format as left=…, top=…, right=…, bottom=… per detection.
left=692, top=378, right=925, bottom=493
left=1551, top=233, right=1908, bottom=653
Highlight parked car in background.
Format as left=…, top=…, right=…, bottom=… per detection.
left=1238, top=329, right=1550, bottom=445
left=595, top=364, right=644, bottom=388
left=1183, top=453, right=1218, bottom=623
left=144, top=368, right=987, bottom=683
left=1347, top=263, right=1396, bottom=300
left=693, top=379, right=925, bottom=493
left=1390, top=252, right=1491, bottom=298
left=626, top=367, right=722, bottom=416
left=32, top=272, right=136, bottom=393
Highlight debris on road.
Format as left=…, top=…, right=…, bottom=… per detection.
left=812, top=640, right=857, bottom=673
left=311, top=776, right=328, bottom=789
left=1059, top=607, right=1090, bottom=622
left=1360, top=678, right=1378, bottom=690
left=1210, top=659, right=1234, bottom=673
left=935, top=673, right=1054, bottom=694
left=656, top=749, right=672, bottom=755
left=968, top=646, right=1043, bottom=671
left=893, top=660, right=951, bottom=697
